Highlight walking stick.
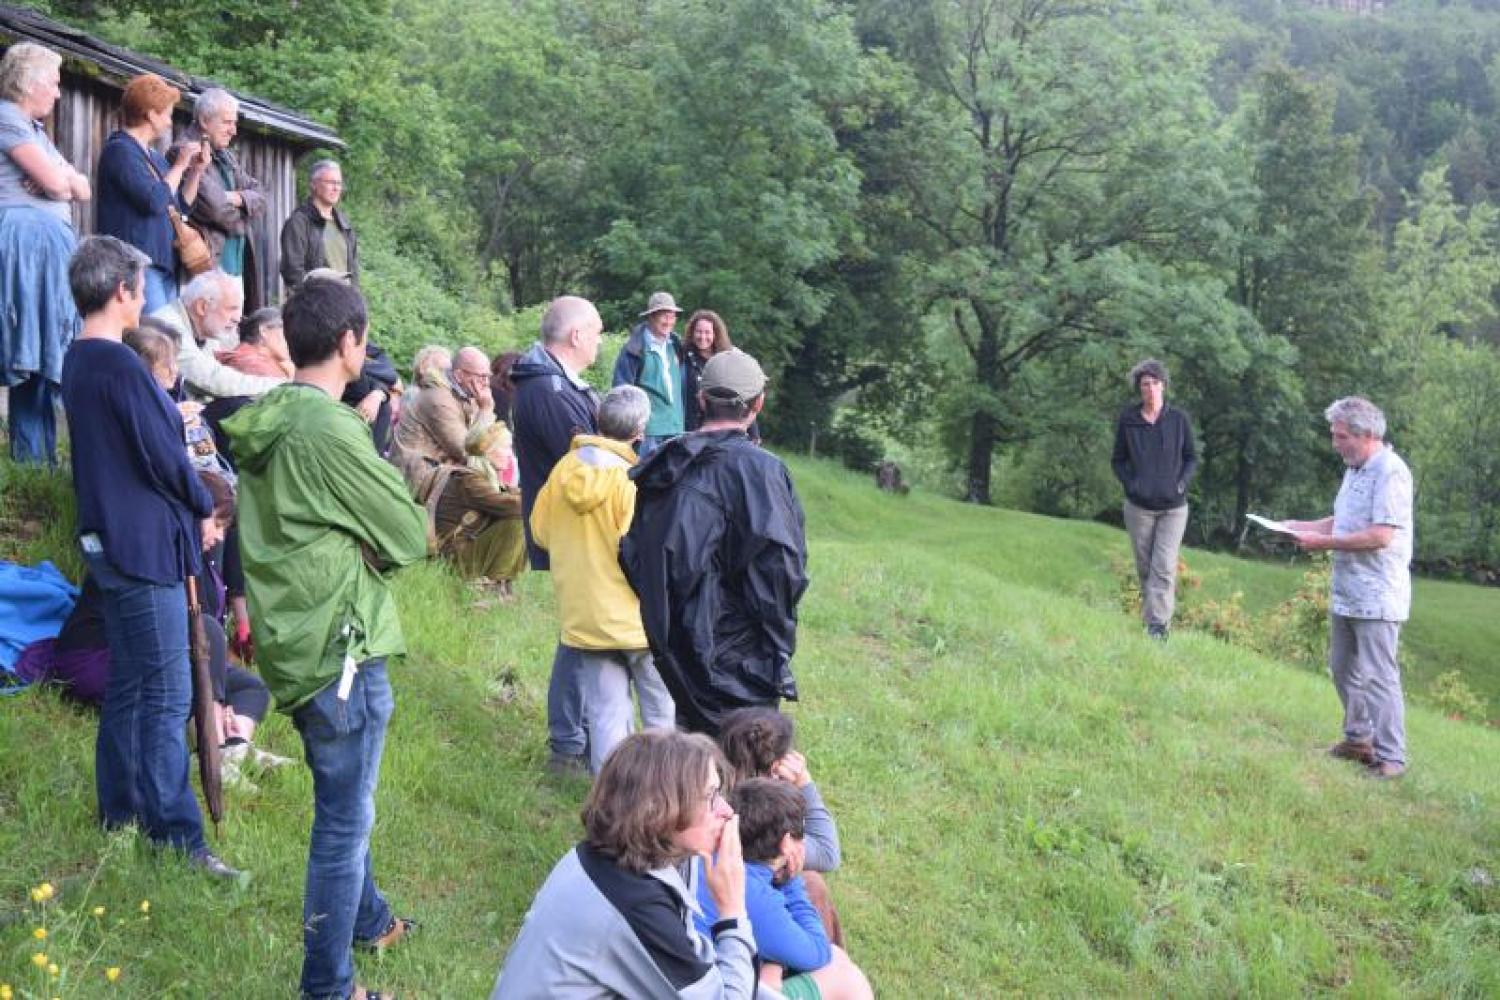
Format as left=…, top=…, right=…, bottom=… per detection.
left=186, top=575, right=224, bottom=832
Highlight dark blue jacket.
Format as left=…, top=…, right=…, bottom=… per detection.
left=511, top=343, right=600, bottom=570
left=94, top=130, right=186, bottom=272
left=61, top=339, right=214, bottom=585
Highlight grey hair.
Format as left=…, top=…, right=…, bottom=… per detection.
left=455, top=345, right=489, bottom=372
left=309, top=159, right=341, bottom=183
left=181, top=269, right=238, bottom=310
left=599, top=385, right=650, bottom=442
left=1324, top=396, right=1386, bottom=440
left=541, top=295, right=599, bottom=346
left=412, top=344, right=452, bottom=383
left=194, top=87, right=238, bottom=124
left=1128, top=358, right=1168, bottom=390
left=68, top=235, right=149, bottom=315
left=0, top=42, right=62, bottom=103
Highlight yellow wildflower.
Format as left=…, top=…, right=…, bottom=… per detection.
left=138, top=899, right=150, bottom=914
left=105, top=967, right=122, bottom=983
left=32, top=927, right=47, bottom=940
left=39, top=883, right=54, bottom=900
left=2, top=983, right=13, bottom=999
left=47, top=963, right=59, bottom=977
left=93, top=905, right=106, bottom=917
left=30, top=953, right=47, bottom=968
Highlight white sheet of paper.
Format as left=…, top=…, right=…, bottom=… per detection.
left=1246, top=513, right=1295, bottom=535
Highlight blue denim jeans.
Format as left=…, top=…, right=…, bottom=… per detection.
left=83, top=547, right=206, bottom=853
left=547, top=643, right=588, bottom=757
left=143, top=265, right=178, bottom=315
left=6, top=374, right=58, bottom=464
left=292, top=660, right=395, bottom=1000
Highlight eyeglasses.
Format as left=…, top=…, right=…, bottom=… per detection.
left=705, top=786, right=725, bottom=811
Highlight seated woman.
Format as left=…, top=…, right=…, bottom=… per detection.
left=698, top=780, right=873, bottom=1000
left=719, top=708, right=843, bottom=945
left=217, top=307, right=294, bottom=379
left=491, top=730, right=757, bottom=999
left=431, top=421, right=526, bottom=599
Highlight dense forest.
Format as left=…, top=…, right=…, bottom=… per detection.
left=25, top=0, right=1500, bottom=572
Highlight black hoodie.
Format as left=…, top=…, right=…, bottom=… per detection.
left=620, top=429, right=808, bottom=735
left=1111, top=403, right=1198, bottom=511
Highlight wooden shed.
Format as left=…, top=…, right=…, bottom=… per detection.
left=1, top=2, right=343, bottom=305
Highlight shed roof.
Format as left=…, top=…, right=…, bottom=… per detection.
left=0, top=2, right=344, bottom=150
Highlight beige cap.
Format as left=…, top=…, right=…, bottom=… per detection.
left=699, top=349, right=767, bottom=404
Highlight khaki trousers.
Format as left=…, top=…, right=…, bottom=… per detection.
left=1124, top=500, right=1189, bottom=629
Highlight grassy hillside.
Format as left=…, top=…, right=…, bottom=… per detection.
left=1, top=455, right=1497, bottom=997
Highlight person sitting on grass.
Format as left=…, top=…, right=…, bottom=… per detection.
left=697, top=779, right=872, bottom=1000
left=529, top=385, right=676, bottom=774
left=430, top=420, right=526, bottom=601
left=491, top=729, right=755, bottom=998
left=719, top=707, right=843, bottom=945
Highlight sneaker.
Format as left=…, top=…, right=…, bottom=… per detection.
left=219, top=745, right=259, bottom=794
left=1145, top=623, right=1169, bottom=642
left=1366, top=760, right=1407, bottom=780
left=356, top=916, right=418, bottom=954
left=188, top=848, right=244, bottom=881
left=546, top=751, right=589, bottom=777
left=1328, top=739, right=1376, bottom=766
left=249, top=745, right=297, bottom=770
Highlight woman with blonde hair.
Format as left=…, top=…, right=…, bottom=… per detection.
left=94, top=72, right=209, bottom=312
left=429, top=420, right=527, bottom=599
left=0, top=42, right=91, bottom=463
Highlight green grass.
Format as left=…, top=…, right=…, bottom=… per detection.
left=2, top=455, right=1497, bottom=997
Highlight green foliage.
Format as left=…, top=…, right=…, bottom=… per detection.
left=1426, top=670, right=1492, bottom=724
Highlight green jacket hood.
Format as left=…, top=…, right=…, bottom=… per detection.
left=222, top=383, right=329, bottom=474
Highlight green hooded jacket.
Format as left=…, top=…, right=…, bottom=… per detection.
left=223, top=383, right=428, bottom=712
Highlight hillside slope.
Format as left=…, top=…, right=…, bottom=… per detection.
left=1, top=456, right=1496, bottom=997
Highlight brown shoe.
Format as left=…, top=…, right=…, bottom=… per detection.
left=1328, top=739, right=1376, bottom=765
left=355, top=916, right=417, bottom=954
left=1366, top=761, right=1407, bottom=780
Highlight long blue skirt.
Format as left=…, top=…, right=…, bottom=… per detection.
left=0, top=206, right=80, bottom=387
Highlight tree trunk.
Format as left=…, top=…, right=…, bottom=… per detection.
left=964, top=307, right=1002, bottom=505
left=1232, top=429, right=1252, bottom=548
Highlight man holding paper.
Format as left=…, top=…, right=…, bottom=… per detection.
left=1285, top=396, right=1412, bottom=780
left=1111, top=359, right=1198, bottom=640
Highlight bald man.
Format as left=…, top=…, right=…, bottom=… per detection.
left=512, top=296, right=602, bottom=773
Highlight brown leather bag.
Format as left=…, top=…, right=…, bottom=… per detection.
left=145, top=152, right=214, bottom=276
left=168, top=205, right=212, bottom=275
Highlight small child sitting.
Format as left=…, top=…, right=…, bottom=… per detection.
left=125, top=320, right=236, bottom=486
left=697, top=779, right=873, bottom=1000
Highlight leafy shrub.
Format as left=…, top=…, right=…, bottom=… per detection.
left=1426, top=670, right=1491, bottom=723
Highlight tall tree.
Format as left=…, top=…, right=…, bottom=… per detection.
left=870, top=0, right=1239, bottom=503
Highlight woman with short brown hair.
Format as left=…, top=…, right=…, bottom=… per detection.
left=492, top=730, right=758, bottom=998
left=95, top=73, right=208, bottom=312
left=683, top=309, right=731, bottom=432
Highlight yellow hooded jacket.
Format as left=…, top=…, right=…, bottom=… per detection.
left=529, top=434, right=648, bottom=650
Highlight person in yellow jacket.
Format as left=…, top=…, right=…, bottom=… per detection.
left=530, top=384, right=676, bottom=774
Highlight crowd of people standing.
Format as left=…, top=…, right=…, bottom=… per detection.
left=4, top=35, right=1416, bottom=999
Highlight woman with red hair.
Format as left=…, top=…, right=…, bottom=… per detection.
left=94, top=73, right=209, bottom=313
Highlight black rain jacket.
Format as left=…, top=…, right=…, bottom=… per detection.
left=621, top=429, right=808, bottom=735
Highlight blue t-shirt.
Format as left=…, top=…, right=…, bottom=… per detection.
left=0, top=100, right=71, bottom=222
